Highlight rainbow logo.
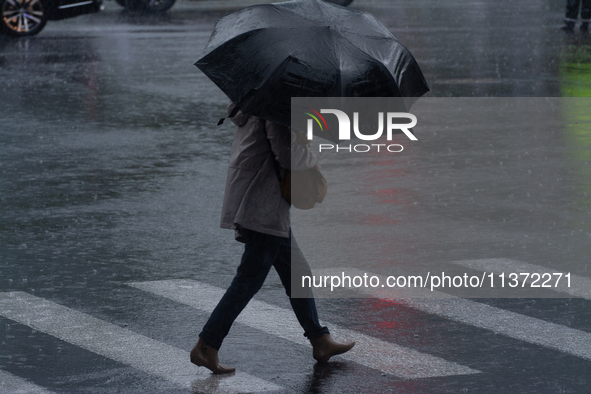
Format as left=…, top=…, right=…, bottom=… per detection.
left=303, top=107, right=329, bottom=131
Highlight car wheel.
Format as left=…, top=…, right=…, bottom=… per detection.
left=123, top=0, right=143, bottom=11
left=141, top=0, right=175, bottom=12
left=0, top=0, right=48, bottom=36
left=326, top=0, right=354, bottom=5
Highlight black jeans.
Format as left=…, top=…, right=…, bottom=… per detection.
left=199, top=228, right=329, bottom=350
left=565, top=0, right=591, bottom=22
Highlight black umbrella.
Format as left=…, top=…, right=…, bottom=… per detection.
left=195, top=0, right=429, bottom=127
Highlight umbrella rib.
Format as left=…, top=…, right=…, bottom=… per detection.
left=330, top=26, right=417, bottom=94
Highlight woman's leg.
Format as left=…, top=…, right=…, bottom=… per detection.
left=273, top=230, right=355, bottom=362
left=272, top=231, right=328, bottom=339
left=199, top=229, right=284, bottom=350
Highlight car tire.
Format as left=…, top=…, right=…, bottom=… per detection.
left=327, top=0, right=354, bottom=5
left=0, top=0, right=48, bottom=36
left=123, top=0, right=174, bottom=12
left=139, top=0, right=175, bottom=13
left=123, top=0, right=143, bottom=11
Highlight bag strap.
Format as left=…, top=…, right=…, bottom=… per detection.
left=261, top=122, right=285, bottom=183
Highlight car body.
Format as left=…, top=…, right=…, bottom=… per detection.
left=113, top=0, right=352, bottom=15
left=1, top=0, right=102, bottom=37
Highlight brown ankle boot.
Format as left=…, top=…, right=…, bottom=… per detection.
left=310, top=333, right=355, bottom=362
left=190, top=337, right=235, bottom=374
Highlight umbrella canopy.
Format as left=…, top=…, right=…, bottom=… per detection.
left=195, top=0, right=429, bottom=127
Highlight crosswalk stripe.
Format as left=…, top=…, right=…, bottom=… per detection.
left=129, top=279, right=480, bottom=379
left=450, top=258, right=591, bottom=299
left=0, top=370, right=55, bottom=394
left=315, top=268, right=591, bottom=361
left=0, top=292, right=282, bottom=394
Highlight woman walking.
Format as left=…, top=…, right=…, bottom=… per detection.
left=190, top=104, right=355, bottom=374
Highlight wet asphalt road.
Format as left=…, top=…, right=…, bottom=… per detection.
left=1, top=0, right=591, bottom=393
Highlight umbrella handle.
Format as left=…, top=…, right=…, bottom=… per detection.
left=217, top=104, right=240, bottom=126
left=217, top=89, right=259, bottom=126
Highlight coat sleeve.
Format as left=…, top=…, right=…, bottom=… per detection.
left=265, top=120, right=318, bottom=171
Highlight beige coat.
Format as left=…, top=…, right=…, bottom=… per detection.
left=220, top=104, right=317, bottom=239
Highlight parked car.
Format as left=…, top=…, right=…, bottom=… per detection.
left=112, top=0, right=352, bottom=15
left=0, top=0, right=102, bottom=36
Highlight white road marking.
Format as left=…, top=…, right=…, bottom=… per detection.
left=0, top=292, right=282, bottom=394
left=129, top=279, right=480, bottom=379
left=316, top=268, right=591, bottom=361
left=450, top=258, right=591, bottom=299
left=0, top=370, right=55, bottom=394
